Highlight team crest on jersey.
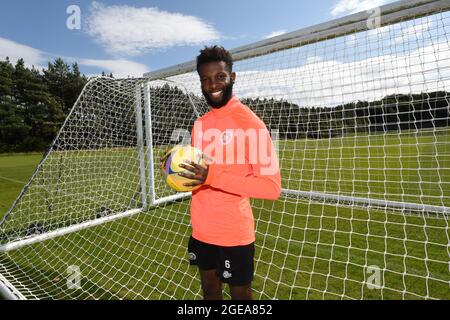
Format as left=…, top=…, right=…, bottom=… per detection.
left=188, top=252, right=197, bottom=261
left=220, top=131, right=233, bottom=145
left=222, top=271, right=232, bottom=279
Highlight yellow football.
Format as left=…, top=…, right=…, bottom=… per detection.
left=160, top=145, right=205, bottom=192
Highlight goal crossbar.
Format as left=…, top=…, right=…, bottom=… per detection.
left=144, top=0, right=450, bottom=222
left=144, top=0, right=450, bottom=79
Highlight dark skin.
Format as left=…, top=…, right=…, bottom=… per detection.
left=178, top=61, right=253, bottom=300
left=178, top=61, right=236, bottom=188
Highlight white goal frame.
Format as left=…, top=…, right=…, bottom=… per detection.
left=144, top=0, right=450, bottom=216
left=1, top=0, right=449, bottom=299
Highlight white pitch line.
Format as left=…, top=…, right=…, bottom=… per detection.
left=0, top=176, right=25, bottom=185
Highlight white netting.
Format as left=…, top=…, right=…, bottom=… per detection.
left=0, top=3, right=449, bottom=300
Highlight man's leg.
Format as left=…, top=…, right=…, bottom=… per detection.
left=188, top=236, right=222, bottom=299
left=199, top=269, right=223, bottom=300
left=229, top=283, right=253, bottom=300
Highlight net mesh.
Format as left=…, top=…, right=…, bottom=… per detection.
left=0, top=7, right=449, bottom=300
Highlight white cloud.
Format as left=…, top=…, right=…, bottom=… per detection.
left=0, top=37, right=146, bottom=78
left=392, top=20, right=433, bottom=44
left=0, top=37, right=46, bottom=69
left=230, top=40, right=450, bottom=107
left=348, top=19, right=433, bottom=49
left=79, top=59, right=149, bottom=78
left=331, top=0, right=391, bottom=17
left=264, top=30, right=288, bottom=39
left=85, top=2, right=220, bottom=56
left=345, top=34, right=357, bottom=46
left=170, top=38, right=450, bottom=108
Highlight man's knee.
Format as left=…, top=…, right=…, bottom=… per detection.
left=202, top=281, right=221, bottom=296
left=230, top=284, right=253, bottom=300
left=200, top=269, right=223, bottom=299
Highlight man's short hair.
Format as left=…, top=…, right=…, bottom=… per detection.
left=196, top=45, right=233, bottom=74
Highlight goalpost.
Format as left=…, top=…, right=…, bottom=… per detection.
left=1, top=0, right=449, bottom=299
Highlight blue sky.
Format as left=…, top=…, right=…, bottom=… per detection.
left=0, top=0, right=394, bottom=77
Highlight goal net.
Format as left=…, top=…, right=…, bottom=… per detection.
left=1, top=0, right=449, bottom=299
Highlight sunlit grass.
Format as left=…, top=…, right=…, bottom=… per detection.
left=0, top=129, right=449, bottom=300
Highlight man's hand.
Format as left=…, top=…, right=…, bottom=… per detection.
left=178, top=161, right=209, bottom=187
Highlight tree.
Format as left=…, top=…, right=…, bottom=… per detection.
left=43, top=58, right=87, bottom=114
left=0, top=59, right=31, bottom=152
left=13, top=59, right=65, bottom=151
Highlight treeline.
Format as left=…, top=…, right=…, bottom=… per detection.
left=0, top=58, right=88, bottom=152
left=243, top=92, right=450, bottom=139
left=149, top=84, right=207, bottom=145
left=1, top=56, right=449, bottom=153
left=152, top=86, right=450, bottom=143
left=150, top=85, right=450, bottom=146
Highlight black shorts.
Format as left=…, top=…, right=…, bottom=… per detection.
left=188, top=236, right=255, bottom=286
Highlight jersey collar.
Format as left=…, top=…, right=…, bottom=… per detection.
left=210, top=95, right=240, bottom=117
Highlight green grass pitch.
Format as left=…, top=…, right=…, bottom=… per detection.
left=0, top=130, right=449, bottom=300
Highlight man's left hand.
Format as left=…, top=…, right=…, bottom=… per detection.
left=178, top=161, right=209, bottom=187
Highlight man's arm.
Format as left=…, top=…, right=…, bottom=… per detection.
left=180, top=127, right=281, bottom=200
left=204, top=164, right=281, bottom=200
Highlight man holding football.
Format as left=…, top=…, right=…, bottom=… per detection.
left=178, top=46, right=281, bottom=300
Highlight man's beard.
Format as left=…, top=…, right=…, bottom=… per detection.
left=202, top=81, right=233, bottom=108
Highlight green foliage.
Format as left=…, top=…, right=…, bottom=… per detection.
left=0, top=57, right=88, bottom=152
left=43, top=58, right=87, bottom=114
left=242, top=92, right=450, bottom=140
left=1, top=55, right=449, bottom=153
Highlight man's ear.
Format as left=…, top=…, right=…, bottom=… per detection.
left=231, top=72, right=236, bottom=83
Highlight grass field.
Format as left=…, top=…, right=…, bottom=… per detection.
left=0, top=129, right=449, bottom=300
left=0, top=153, right=43, bottom=219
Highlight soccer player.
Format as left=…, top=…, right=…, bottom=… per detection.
left=178, top=46, right=281, bottom=300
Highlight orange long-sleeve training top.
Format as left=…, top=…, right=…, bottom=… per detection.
left=191, top=95, right=281, bottom=247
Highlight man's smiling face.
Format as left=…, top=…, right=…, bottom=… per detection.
left=198, top=61, right=236, bottom=108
